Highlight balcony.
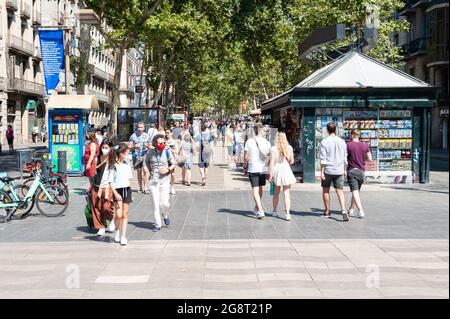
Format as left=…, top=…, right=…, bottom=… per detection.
left=399, top=0, right=432, bottom=16
left=7, top=78, right=45, bottom=96
left=93, top=67, right=107, bottom=80
left=33, top=46, right=42, bottom=60
left=8, top=33, right=34, bottom=56
left=428, top=42, right=449, bottom=65
left=5, top=0, right=18, bottom=12
left=401, top=37, right=427, bottom=58
left=32, top=10, right=42, bottom=25
left=20, top=1, right=31, bottom=19
left=89, top=89, right=111, bottom=104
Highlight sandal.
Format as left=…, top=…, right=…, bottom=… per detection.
left=322, top=211, right=331, bottom=218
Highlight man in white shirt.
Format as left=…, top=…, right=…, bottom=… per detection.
left=244, top=123, right=271, bottom=219
left=147, top=123, right=157, bottom=144
left=319, top=122, right=349, bottom=221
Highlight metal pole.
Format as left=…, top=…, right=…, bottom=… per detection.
left=64, top=0, right=70, bottom=95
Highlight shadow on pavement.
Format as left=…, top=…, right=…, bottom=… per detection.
left=217, top=208, right=255, bottom=219
left=128, top=221, right=156, bottom=230
left=76, top=226, right=94, bottom=234
left=309, top=208, right=349, bottom=222
left=84, top=235, right=115, bottom=243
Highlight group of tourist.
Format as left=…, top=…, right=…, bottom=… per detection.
left=83, top=117, right=371, bottom=246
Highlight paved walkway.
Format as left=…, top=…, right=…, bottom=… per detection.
left=0, top=239, right=447, bottom=299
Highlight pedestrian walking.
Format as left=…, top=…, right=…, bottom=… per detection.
left=84, top=131, right=100, bottom=190
left=179, top=133, right=195, bottom=186
left=243, top=123, right=271, bottom=219
left=197, top=123, right=213, bottom=186
left=129, top=122, right=150, bottom=194
left=319, top=122, right=349, bottom=221
left=172, top=121, right=183, bottom=140
left=92, top=139, right=116, bottom=236
left=41, top=125, right=47, bottom=142
left=234, top=126, right=244, bottom=167
left=6, top=125, right=14, bottom=153
left=145, top=134, right=177, bottom=232
left=225, top=125, right=236, bottom=168
left=108, top=143, right=134, bottom=245
left=32, top=124, right=39, bottom=143
left=268, top=132, right=297, bottom=221
left=148, top=123, right=157, bottom=144
left=165, top=128, right=177, bottom=195
left=346, top=129, right=372, bottom=218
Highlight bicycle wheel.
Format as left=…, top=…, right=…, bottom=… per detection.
left=0, top=190, right=15, bottom=223
left=35, top=185, right=69, bottom=217
left=12, top=185, right=35, bottom=219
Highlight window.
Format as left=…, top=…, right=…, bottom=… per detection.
left=409, top=17, right=416, bottom=42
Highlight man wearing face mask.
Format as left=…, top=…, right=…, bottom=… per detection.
left=145, top=134, right=176, bottom=232
left=95, top=128, right=104, bottom=146
left=129, top=122, right=150, bottom=194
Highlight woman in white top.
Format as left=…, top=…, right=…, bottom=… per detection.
left=107, top=143, right=134, bottom=245
left=268, top=132, right=296, bottom=221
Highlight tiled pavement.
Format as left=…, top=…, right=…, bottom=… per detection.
left=0, top=143, right=448, bottom=298
left=0, top=239, right=447, bottom=299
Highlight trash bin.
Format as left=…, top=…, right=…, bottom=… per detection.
left=57, top=151, right=67, bottom=174
left=16, top=149, right=33, bottom=179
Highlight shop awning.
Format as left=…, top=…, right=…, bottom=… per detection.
left=47, top=95, right=99, bottom=110
left=26, top=100, right=37, bottom=111
left=262, top=51, right=436, bottom=111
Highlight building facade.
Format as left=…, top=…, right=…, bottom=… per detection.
left=0, top=0, right=45, bottom=145
left=395, top=0, right=449, bottom=149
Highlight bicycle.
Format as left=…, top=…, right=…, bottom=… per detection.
left=22, top=161, right=69, bottom=193
left=0, top=168, right=69, bottom=223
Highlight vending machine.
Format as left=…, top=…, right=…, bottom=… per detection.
left=48, top=109, right=85, bottom=174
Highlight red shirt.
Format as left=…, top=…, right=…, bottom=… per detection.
left=347, top=141, right=370, bottom=171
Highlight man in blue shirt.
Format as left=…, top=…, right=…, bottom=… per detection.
left=129, top=122, right=150, bottom=193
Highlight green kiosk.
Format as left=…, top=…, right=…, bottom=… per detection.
left=261, top=52, right=436, bottom=184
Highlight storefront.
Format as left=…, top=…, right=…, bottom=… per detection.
left=47, top=95, right=100, bottom=174
left=261, top=52, right=436, bottom=184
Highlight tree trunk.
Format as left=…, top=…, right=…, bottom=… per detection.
left=109, top=45, right=125, bottom=141
left=75, top=23, right=92, bottom=94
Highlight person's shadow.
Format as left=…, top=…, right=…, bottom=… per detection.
left=128, top=221, right=156, bottom=230
left=217, top=208, right=256, bottom=219
left=310, top=208, right=347, bottom=222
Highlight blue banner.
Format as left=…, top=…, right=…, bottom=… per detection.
left=39, top=30, right=65, bottom=95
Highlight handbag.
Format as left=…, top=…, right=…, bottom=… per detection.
left=254, top=138, right=270, bottom=164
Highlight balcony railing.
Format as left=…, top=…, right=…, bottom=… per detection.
left=93, top=67, right=108, bottom=80
left=20, top=1, right=31, bottom=18
left=402, top=37, right=427, bottom=57
left=8, top=33, right=34, bottom=56
left=5, top=0, right=18, bottom=12
left=8, top=78, right=45, bottom=96
left=32, top=9, right=41, bottom=25
left=0, top=77, right=6, bottom=91
left=428, top=42, right=449, bottom=64
left=89, top=89, right=111, bottom=103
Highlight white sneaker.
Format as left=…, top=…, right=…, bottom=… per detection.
left=271, top=211, right=278, bottom=217
left=96, top=228, right=106, bottom=236
left=348, top=209, right=356, bottom=217
left=285, top=212, right=291, bottom=221
left=357, top=211, right=365, bottom=218
left=107, top=220, right=115, bottom=233
left=114, top=231, right=121, bottom=243
left=120, top=236, right=128, bottom=246
left=255, top=211, right=265, bottom=219
left=170, top=186, right=176, bottom=195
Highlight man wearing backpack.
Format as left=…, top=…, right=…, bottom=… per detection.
left=197, top=123, right=213, bottom=186
left=244, top=123, right=271, bottom=219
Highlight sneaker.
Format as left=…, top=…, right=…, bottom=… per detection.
left=170, top=186, right=176, bottom=195
left=348, top=209, right=356, bottom=217
left=164, top=216, right=171, bottom=226
left=107, top=221, right=115, bottom=233
left=285, top=212, right=291, bottom=221
left=357, top=211, right=365, bottom=218
left=120, top=237, right=128, bottom=246
left=114, top=231, right=121, bottom=243
left=153, top=226, right=161, bottom=232
left=96, top=228, right=106, bottom=236
left=271, top=211, right=278, bottom=217
left=342, top=210, right=349, bottom=222
left=255, top=211, right=265, bottom=219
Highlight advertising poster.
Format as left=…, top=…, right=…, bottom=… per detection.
left=39, top=30, right=65, bottom=95
left=51, top=144, right=81, bottom=173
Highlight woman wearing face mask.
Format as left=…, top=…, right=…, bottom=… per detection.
left=106, top=143, right=133, bottom=245
left=84, top=132, right=100, bottom=191
left=91, top=140, right=116, bottom=236
left=145, top=134, right=176, bottom=232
